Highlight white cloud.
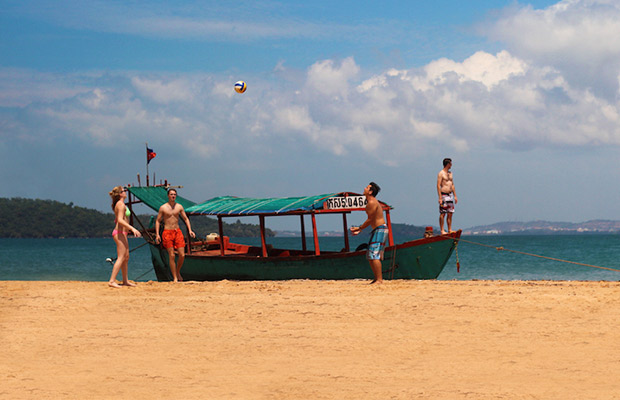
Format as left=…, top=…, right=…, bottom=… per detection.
left=3, top=15, right=620, bottom=165
left=0, top=69, right=89, bottom=107
left=272, top=105, right=317, bottom=133
left=131, top=77, right=195, bottom=104
left=305, top=58, right=360, bottom=98
left=484, top=0, right=620, bottom=98
left=423, top=51, right=527, bottom=89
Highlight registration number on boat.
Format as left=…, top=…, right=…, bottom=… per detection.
left=325, top=196, right=367, bottom=210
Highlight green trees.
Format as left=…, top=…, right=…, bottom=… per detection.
left=187, top=216, right=274, bottom=238
left=0, top=198, right=111, bottom=238
left=0, top=198, right=272, bottom=238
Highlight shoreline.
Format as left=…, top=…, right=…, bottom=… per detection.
left=2, top=280, right=619, bottom=399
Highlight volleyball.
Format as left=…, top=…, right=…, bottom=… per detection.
left=234, top=81, right=247, bottom=93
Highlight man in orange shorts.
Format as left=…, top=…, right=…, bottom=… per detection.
left=155, top=188, right=196, bottom=282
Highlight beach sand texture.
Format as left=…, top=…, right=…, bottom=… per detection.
left=1, top=280, right=620, bottom=399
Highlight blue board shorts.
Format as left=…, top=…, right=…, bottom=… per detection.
left=367, top=224, right=388, bottom=260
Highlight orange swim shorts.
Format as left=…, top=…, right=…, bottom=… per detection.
left=162, top=228, right=185, bottom=249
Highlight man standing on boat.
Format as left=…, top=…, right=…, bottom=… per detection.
left=350, top=182, right=388, bottom=284
left=155, top=188, right=196, bottom=282
left=437, top=158, right=458, bottom=234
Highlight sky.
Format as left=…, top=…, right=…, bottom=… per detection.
left=2, top=0, right=620, bottom=232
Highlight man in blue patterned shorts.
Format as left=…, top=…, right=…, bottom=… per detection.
left=350, top=182, right=388, bottom=284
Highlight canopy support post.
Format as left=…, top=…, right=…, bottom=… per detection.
left=260, top=215, right=268, bottom=257
left=185, top=220, right=192, bottom=255
left=218, top=216, right=225, bottom=256
left=311, top=213, right=320, bottom=256
left=300, top=215, right=307, bottom=252
left=385, top=210, right=394, bottom=246
left=342, top=212, right=349, bottom=252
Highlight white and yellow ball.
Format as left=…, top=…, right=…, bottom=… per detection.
left=234, top=81, right=247, bottom=93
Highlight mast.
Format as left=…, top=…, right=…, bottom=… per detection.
left=145, top=142, right=150, bottom=187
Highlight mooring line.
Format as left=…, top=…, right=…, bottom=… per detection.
left=133, top=267, right=154, bottom=281
left=454, top=237, right=620, bottom=274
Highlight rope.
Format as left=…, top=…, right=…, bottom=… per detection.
left=454, top=237, right=620, bottom=274
left=127, top=206, right=155, bottom=243
left=381, top=246, right=398, bottom=279
left=390, top=246, right=397, bottom=279
left=455, top=240, right=460, bottom=273
left=105, top=241, right=150, bottom=264
left=105, top=241, right=154, bottom=281
left=133, top=267, right=154, bottom=281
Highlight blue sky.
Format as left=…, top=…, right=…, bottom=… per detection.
left=2, top=0, right=620, bottom=231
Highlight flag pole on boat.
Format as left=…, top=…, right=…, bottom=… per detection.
left=146, top=142, right=149, bottom=186
left=145, top=143, right=156, bottom=186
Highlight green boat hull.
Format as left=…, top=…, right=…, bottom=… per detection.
left=149, top=231, right=460, bottom=281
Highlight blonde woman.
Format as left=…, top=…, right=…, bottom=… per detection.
left=108, top=186, right=141, bottom=288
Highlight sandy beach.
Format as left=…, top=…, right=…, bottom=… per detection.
left=1, top=280, right=619, bottom=399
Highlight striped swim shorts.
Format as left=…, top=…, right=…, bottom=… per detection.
left=367, top=224, right=388, bottom=261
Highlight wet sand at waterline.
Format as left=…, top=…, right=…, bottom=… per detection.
left=2, top=280, right=619, bottom=399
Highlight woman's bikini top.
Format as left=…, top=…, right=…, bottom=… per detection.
left=114, top=204, right=131, bottom=224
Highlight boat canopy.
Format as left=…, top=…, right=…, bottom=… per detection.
left=127, top=186, right=196, bottom=211
left=185, top=192, right=391, bottom=217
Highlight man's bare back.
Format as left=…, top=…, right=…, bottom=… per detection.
left=365, top=195, right=385, bottom=229
left=350, top=183, right=385, bottom=235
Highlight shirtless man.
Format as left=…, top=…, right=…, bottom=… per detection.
left=437, top=158, right=458, bottom=234
left=155, top=188, right=196, bottom=282
left=350, top=182, right=388, bottom=284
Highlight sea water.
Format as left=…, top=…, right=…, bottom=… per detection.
left=1, top=234, right=619, bottom=282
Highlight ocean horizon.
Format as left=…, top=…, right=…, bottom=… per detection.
left=1, top=234, right=619, bottom=282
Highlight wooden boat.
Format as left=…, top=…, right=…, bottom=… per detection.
left=127, top=186, right=461, bottom=281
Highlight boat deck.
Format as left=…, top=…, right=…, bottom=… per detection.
left=188, top=237, right=342, bottom=258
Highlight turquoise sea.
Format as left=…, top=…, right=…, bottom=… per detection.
left=1, top=234, right=619, bottom=281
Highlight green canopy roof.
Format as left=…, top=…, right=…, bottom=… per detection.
left=128, top=186, right=196, bottom=211
left=186, top=194, right=339, bottom=216
left=185, top=192, right=391, bottom=216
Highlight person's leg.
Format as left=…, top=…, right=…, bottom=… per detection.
left=176, top=247, right=185, bottom=282
left=166, top=248, right=178, bottom=282
left=109, top=235, right=127, bottom=288
left=447, top=213, right=453, bottom=233
left=119, top=235, right=136, bottom=286
left=369, top=259, right=383, bottom=284
left=439, top=213, right=446, bottom=234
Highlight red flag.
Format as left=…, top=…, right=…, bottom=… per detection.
left=147, top=147, right=156, bottom=164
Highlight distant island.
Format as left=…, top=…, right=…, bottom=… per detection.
left=7, top=197, right=613, bottom=238
left=0, top=197, right=430, bottom=239
left=0, top=198, right=273, bottom=238
left=276, top=223, right=428, bottom=238
left=464, top=220, right=620, bottom=235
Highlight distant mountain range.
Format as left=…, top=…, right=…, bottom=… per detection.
left=276, top=220, right=620, bottom=237
left=275, top=223, right=427, bottom=238
left=464, top=220, right=620, bottom=235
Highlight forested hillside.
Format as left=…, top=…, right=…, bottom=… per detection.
left=0, top=198, right=272, bottom=238
left=390, top=223, right=426, bottom=238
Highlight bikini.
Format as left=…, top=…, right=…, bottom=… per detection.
left=112, top=207, right=132, bottom=237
